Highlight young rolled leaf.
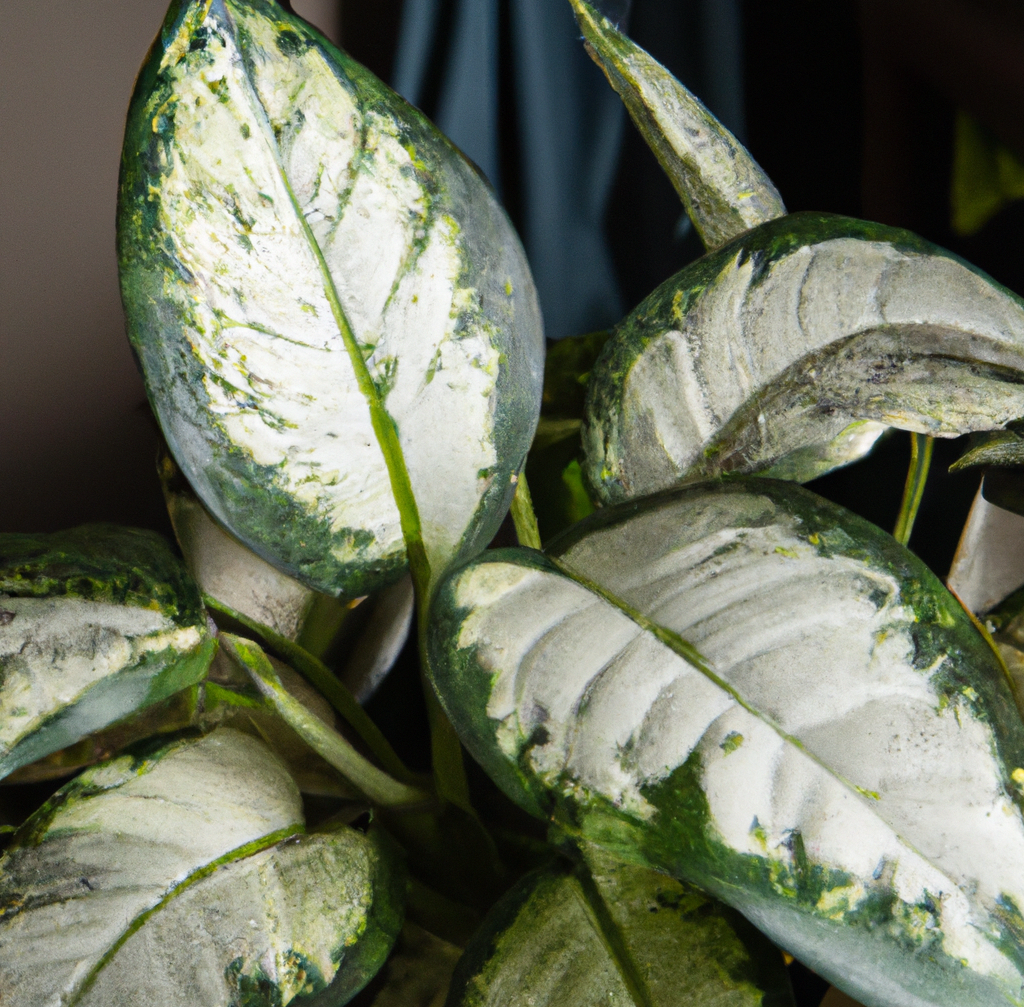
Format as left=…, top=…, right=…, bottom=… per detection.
left=569, top=0, right=785, bottom=250
left=0, top=728, right=404, bottom=1006
left=948, top=477, right=1024, bottom=616
left=428, top=480, right=1024, bottom=1007
left=0, top=525, right=215, bottom=780
left=447, top=848, right=794, bottom=1007
left=119, top=0, right=544, bottom=600
left=364, top=922, right=462, bottom=1007
left=582, top=213, right=1024, bottom=504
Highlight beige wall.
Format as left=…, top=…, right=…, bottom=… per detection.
left=0, top=1, right=340, bottom=534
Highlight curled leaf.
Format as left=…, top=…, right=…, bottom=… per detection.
left=447, top=848, right=794, bottom=1007
left=0, top=728, right=403, bottom=1006
left=0, top=525, right=215, bottom=780
left=428, top=480, right=1024, bottom=1006
left=583, top=213, right=1024, bottom=503
left=119, top=0, right=544, bottom=600
left=948, top=476, right=1024, bottom=615
left=569, top=0, right=785, bottom=250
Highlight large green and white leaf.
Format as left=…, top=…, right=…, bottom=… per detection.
left=447, top=848, right=794, bottom=1007
left=568, top=0, right=785, bottom=250
left=428, top=480, right=1024, bottom=1007
left=0, top=728, right=403, bottom=1005
left=0, top=525, right=215, bottom=780
left=161, top=450, right=325, bottom=640
left=582, top=213, right=1024, bottom=504
left=993, top=595, right=1024, bottom=720
left=119, top=0, right=544, bottom=600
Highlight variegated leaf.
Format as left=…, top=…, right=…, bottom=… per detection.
left=428, top=480, right=1024, bottom=1007
left=0, top=728, right=403, bottom=1006
left=119, top=0, right=544, bottom=600
left=569, top=0, right=785, bottom=250
left=0, top=525, right=215, bottom=780
left=446, top=847, right=794, bottom=1007
left=582, top=214, right=1024, bottom=504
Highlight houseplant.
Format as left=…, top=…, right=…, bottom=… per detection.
left=1, top=0, right=1022, bottom=1004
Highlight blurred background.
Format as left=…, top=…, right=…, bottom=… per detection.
left=1, top=0, right=1022, bottom=576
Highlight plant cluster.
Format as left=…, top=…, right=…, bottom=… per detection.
left=2, top=1, right=1023, bottom=1005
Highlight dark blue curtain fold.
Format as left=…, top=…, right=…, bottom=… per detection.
left=391, top=0, right=744, bottom=339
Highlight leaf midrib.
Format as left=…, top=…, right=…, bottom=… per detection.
left=547, top=553, right=950, bottom=878
left=67, top=823, right=304, bottom=1006
left=225, top=3, right=431, bottom=596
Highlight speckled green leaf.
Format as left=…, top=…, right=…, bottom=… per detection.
left=0, top=728, right=403, bottom=1006
left=950, top=426, right=1024, bottom=471
left=118, top=0, right=544, bottom=600
left=0, top=525, right=215, bottom=780
left=569, top=0, right=785, bottom=250
left=947, top=477, right=1024, bottom=616
left=428, top=480, right=1024, bottom=1007
left=447, top=847, right=793, bottom=1007
left=582, top=213, right=1024, bottom=504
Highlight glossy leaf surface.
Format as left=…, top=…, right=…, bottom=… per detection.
left=583, top=213, right=1024, bottom=504
left=428, top=480, right=1024, bottom=1007
left=447, top=849, right=793, bottom=1007
left=569, top=0, right=785, bottom=250
left=0, top=525, right=215, bottom=780
left=119, top=0, right=544, bottom=599
left=0, top=728, right=403, bottom=1006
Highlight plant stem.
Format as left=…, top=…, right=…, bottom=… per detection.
left=221, top=634, right=432, bottom=809
left=511, top=470, right=543, bottom=549
left=893, top=433, right=934, bottom=547
left=205, top=596, right=416, bottom=784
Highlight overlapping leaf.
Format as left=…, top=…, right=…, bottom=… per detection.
left=428, top=479, right=1024, bottom=1006
left=119, top=0, right=544, bottom=600
left=0, top=525, right=215, bottom=780
left=0, top=728, right=403, bottom=1006
left=447, top=848, right=793, bottom=1007
left=582, top=213, right=1024, bottom=503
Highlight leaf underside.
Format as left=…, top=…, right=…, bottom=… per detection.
left=0, top=728, right=403, bottom=1007
left=0, top=525, right=214, bottom=779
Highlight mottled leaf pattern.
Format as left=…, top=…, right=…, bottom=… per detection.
left=583, top=213, right=1024, bottom=504
left=0, top=525, right=215, bottom=780
left=569, top=0, right=785, bottom=250
left=119, top=0, right=544, bottom=599
left=447, top=848, right=794, bottom=1007
left=428, top=480, right=1024, bottom=1007
left=0, top=728, right=403, bottom=1006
